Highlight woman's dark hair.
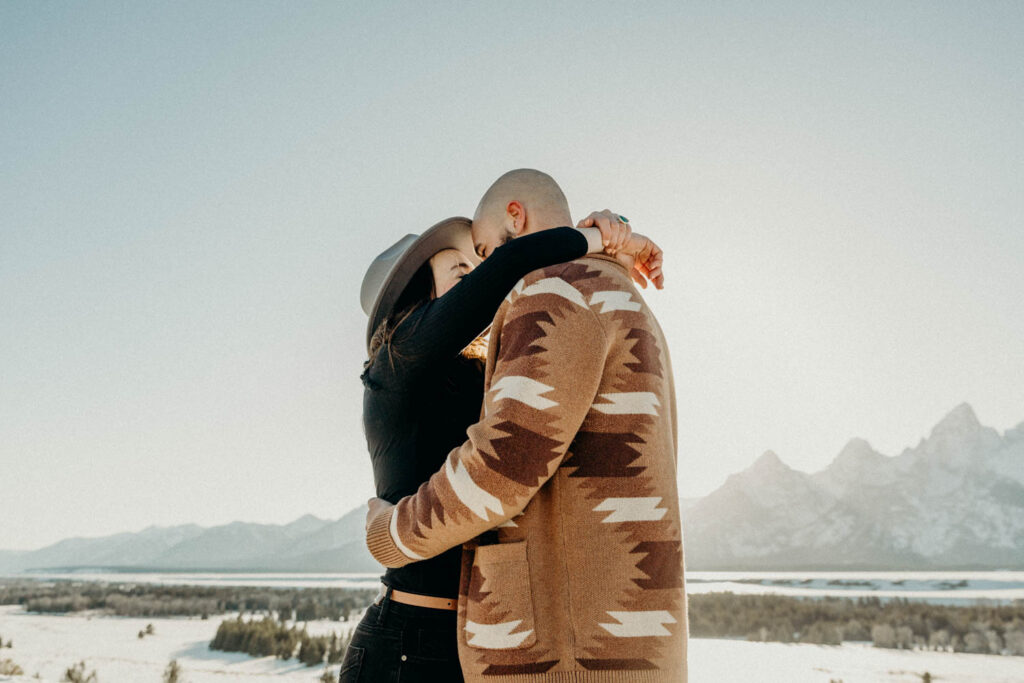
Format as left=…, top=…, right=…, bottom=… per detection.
left=363, top=261, right=435, bottom=380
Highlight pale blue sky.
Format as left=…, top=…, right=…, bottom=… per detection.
left=2, top=2, right=1022, bottom=549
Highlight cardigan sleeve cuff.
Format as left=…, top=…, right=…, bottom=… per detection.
left=366, top=507, right=415, bottom=568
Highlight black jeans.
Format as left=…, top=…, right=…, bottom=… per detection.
left=339, top=588, right=464, bottom=683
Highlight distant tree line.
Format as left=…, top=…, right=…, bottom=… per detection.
left=689, top=593, right=1024, bottom=656
left=0, top=579, right=375, bottom=620
left=210, top=615, right=350, bottom=666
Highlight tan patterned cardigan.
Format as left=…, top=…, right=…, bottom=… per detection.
left=366, top=253, right=686, bottom=682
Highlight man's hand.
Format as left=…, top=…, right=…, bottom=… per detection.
left=366, top=497, right=394, bottom=533
left=576, top=209, right=632, bottom=253
left=616, top=233, right=665, bottom=290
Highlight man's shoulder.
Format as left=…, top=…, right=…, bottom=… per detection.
left=494, top=256, right=645, bottom=349
left=516, top=254, right=632, bottom=298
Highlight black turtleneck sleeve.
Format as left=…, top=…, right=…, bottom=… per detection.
left=381, top=226, right=589, bottom=371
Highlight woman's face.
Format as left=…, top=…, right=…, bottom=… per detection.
left=429, top=248, right=475, bottom=298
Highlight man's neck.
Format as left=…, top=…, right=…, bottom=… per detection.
left=523, top=211, right=572, bottom=235
left=523, top=225, right=562, bottom=235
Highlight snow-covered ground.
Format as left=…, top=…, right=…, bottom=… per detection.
left=2, top=605, right=1023, bottom=682
left=694, top=639, right=1024, bottom=682
left=0, top=605, right=350, bottom=682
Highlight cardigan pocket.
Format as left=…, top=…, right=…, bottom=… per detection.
left=464, top=541, right=538, bottom=650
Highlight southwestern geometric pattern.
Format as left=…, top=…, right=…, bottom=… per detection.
left=367, top=254, right=686, bottom=682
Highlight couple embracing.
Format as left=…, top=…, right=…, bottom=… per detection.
left=349, top=169, right=687, bottom=682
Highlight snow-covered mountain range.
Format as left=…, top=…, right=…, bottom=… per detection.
left=2, top=403, right=1021, bottom=573
left=682, top=403, right=1024, bottom=569
left=0, top=506, right=379, bottom=574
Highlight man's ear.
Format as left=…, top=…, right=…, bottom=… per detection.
left=506, top=200, right=527, bottom=235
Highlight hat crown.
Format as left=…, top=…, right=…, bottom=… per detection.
left=359, top=217, right=477, bottom=352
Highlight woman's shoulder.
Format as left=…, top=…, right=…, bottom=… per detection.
left=361, top=350, right=436, bottom=391
left=361, top=355, right=400, bottom=390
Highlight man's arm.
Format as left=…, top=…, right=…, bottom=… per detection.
left=365, top=272, right=609, bottom=567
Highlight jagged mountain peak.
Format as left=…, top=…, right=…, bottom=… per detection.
left=914, top=402, right=1002, bottom=467
left=822, top=438, right=886, bottom=480
left=834, top=437, right=880, bottom=464
left=931, top=402, right=981, bottom=437
left=750, top=450, right=789, bottom=473
left=816, top=437, right=892, bottom=495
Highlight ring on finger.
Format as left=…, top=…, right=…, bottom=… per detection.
left=616, top=214, right=629, bottom=224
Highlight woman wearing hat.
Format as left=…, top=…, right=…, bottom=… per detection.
left=344, top=214, right=662, bottom=682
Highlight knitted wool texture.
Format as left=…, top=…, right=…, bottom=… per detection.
left=367, top=254, right=686, bottom=682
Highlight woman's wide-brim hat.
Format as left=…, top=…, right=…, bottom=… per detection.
left=360, top=216, right=480, bottom=351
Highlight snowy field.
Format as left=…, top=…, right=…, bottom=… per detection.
left=2, top=605, right=1024, bottom=683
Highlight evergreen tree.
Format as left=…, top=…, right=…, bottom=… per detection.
left=61, top=661, right=98, bottom=683
left=296, top=599, right=318, bottom=622
left=162, top=659, right=182, bottom=683
left=298, top=635, right=327, bottom=666
left=872, top=624, right=896, bottom=648
left=928, top=629, right=951, bottom=651
left=895, top=626, right=914, bottom=650
left=1006, top=629, right=1024, bottom=656
left=328, top=632, right=349, bottom=664
left=0, top=659, right=25, bottom=676
left=964, top=632, right=987, bottom=653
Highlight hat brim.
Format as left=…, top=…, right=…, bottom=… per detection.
left=364, top=216, right=480, bottom=350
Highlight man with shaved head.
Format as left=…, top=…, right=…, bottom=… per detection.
left=470, top=169, right=574, bottom=259
left=366, top=169, right=686, bottom=681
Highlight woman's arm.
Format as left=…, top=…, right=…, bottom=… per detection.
left=388, top=226, right=592, bottom=366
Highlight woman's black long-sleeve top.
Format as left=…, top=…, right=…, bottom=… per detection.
left=361, top=227, right=589, bottom=598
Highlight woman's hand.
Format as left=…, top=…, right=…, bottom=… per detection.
left=576, top=209, right=632, bottom=254
left=576, top=211, right=664, bottom=289
left=616, top=233, right=665, bottom=290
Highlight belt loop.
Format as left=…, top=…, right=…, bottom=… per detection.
left=376, top=585, right=393, bottom=626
